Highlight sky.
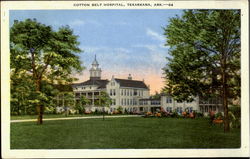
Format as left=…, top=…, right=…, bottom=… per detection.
left=10, top=9, right=183, bottom=94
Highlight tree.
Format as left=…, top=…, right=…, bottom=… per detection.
left=76, top=96, right=91, bottom=114
left=10, top=71, right=35, bottom=115
left=163, top=10, right=240, bottom=132
left=98, top=91, right=112, bottom=120
left=63, top=92, right=75, bottom=116
left=10, top=19, right=83, bottom=124
left=150, top=91, right=161, bottom=100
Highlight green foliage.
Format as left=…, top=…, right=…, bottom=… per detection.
left=10, top=19, right=83, bottom=121
left=10, top=19, right=83, bottom=80
left=117, top=106, right=123, bottom=114
left=228, top=106, right=241, bottom=119
left=10, top=71, right=36, bottom=115
left=215, top=112, right=223, bottom=119
left=228, top=106, right=241, bottom=128
left=98, top=91, right=112, bottom=120
left=163, top=10, right=240, bottom=101
left=98, top=91, right=112, bottom=108
left=150, top=91, right=161, bottom=100
left=75, top=96, right=91, bottom=114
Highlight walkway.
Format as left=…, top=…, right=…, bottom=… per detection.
left=11, top=115, right=142, bottom=123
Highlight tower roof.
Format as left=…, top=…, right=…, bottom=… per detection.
left=92, top=54, right=99, bottom=65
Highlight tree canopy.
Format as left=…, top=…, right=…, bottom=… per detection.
left=163, top=10, right=240, bottom=132
left=10, top=19, right=83, bottom=124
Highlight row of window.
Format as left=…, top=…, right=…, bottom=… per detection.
left=139, top=100, right=161, bottom=105
left=74, top=86, right=92, bottom=90
left=121, top=98, right=138, bottom=106
left=200, top=105, right=217, bottom=112
left=110, top=89, right=116, bottom=96
left=166, top=98, right=194, bottom=104
left=109, top=89, right=144, bottom=97
left=120, top=89, right=143, bottom=96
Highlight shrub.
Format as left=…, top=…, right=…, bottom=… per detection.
left=229, top=106, right=240, bottom=119
left=195, top=112, right=204, bottom=118
left=117, top=106, right=123, bottom=114
left=215, top=112, right=223, bottom=119
left=171, top=112, right=180, bottom=118
left=228, top=106, right=241, bottom=128
left=44, top=106, right=55, bottom=114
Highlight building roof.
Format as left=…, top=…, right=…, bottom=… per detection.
left=73, top=79, right=109, bottom=89
left=114, top=78, right=149, bottom=89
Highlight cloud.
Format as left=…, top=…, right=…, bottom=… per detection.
left=70, top=19, right=85, bottom=26
left=70, top=19, right=101, bottom=27
left=146, top=28, right=165, bottom=42
left=87, top=20, right=101, bottom=26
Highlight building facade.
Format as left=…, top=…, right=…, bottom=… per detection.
left=72, top=56, right=223, bottom=114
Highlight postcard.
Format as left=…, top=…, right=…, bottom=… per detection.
left=1, top=0, right=249, bottom=158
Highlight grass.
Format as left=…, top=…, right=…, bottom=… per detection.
left=11, top=117, right=240, bottom=149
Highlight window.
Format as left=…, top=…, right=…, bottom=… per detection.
left=213, top=106, right=216, bottom=111
left=166, top=107, right=172, bottom=112
left=121, top=89, right=123, bottom=96
left=134, top=89, right=137, bottom=96
left=110, top=89, right=113, bottom=96
left=205, top=106, right=208, bottom=112
left=130, top=90, right=132, bottom=96
left=127, top=99, right=129, bottom=105
left=139, top=100, right=143, bottom=105
left=166, top=97, right=172, bottom=103
left=200, top=106, right=204, bottom=112
left=113, top=89, right=116, bottom=96
left=90, top=86, right=92, bottom=89
left=177, top=107, right=183, bottom=113
left=130, top=99, right=133, bottom=105
left=186, top=107, right=193, bottom=113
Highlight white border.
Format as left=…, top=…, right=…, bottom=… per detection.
left=1, top=1, right=249, bottom=158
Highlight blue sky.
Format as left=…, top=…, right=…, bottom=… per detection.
left=10, top=9, right=183, bottom=94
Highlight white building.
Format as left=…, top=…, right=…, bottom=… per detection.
left=72, top=56, right=223, bottom=114
left=72, top=55, right=150, bottom=112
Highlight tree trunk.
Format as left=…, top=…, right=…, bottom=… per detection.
left=222, top=65, right=230, bottom=132
left=35, top=79, right=43, bottom=125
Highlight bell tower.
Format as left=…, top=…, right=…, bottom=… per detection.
left=89, top=55, right=102, bottom=80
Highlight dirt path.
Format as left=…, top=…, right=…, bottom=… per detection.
left=11, top=115, right=142, bottom=123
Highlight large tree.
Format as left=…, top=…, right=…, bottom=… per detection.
left=163, top=10, right=240, bottom=132
left=10, top=19, right=83, bottom=124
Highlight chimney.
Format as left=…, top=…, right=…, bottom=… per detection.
left=128, top=74, right=132, bottom=80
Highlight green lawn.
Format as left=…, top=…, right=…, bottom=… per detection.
left=11, top=117, right=240, bottom=149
